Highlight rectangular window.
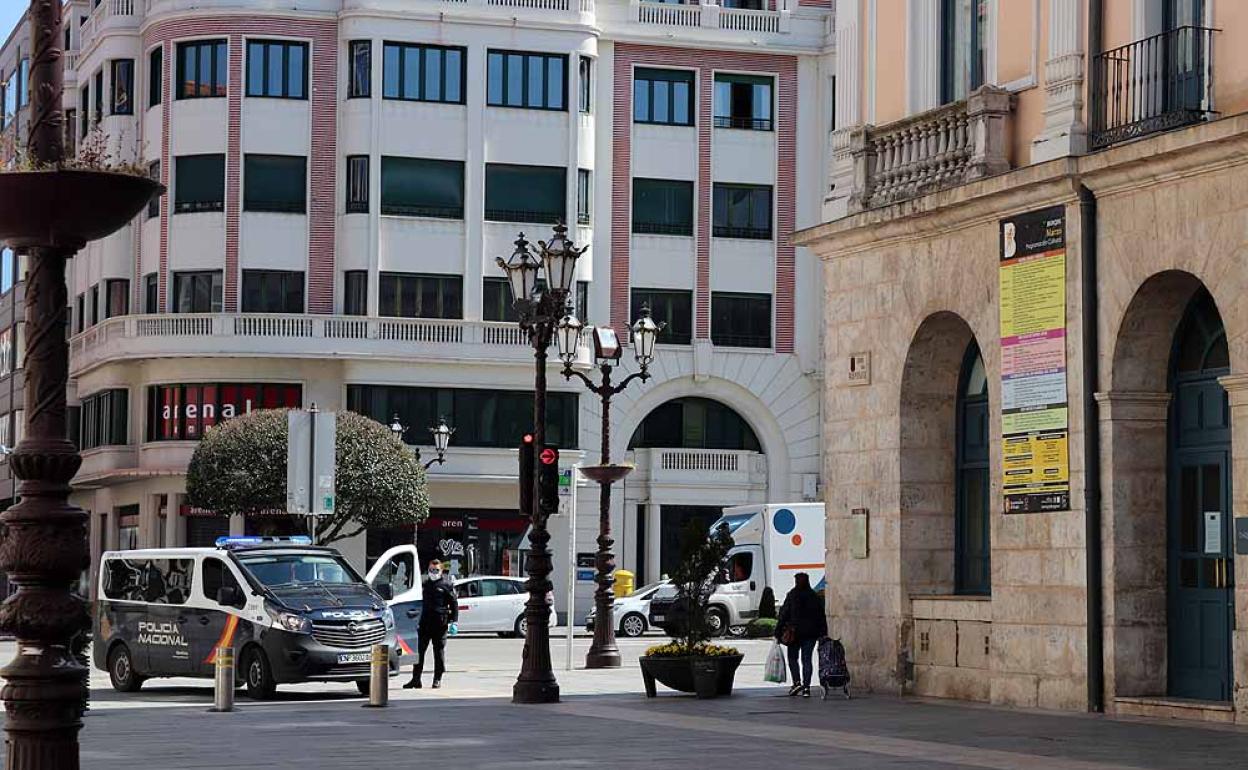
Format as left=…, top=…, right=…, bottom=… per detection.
left=148, top=46, right=162, bottom=107
left=172, top=271, right=223, bottom=313
left=633, top=68, right=695, bottom=126
left=110, top=59, right=134, bottom=115
left=246, top=39, right=307, bottom=99
left=0, top=327, right=12, bottom=377
left=576, top=280, right=589, bottom=324
left=381, top=43, right=465, bottom=104
left=483, top=277, right=518, bottom=323
left=90, top=284, right=100, bottom=326
left=940, top=0, right=986, bottom=104
left=631, top=288, right=692, bottom=346
left=146, top=383, right=302, bottom=441
left=75, top=294, right=84, bottom=334
left=713, top=73, right=772, bottom=131
left=487, top=50, right=566, bottom=110
left=18, top=58, right=28, bottom=108
left=712, top=183, right=772, bottom=240
left=346, top=155, right=369, bottom=214
left=80, top=388, right=129, bottom=450
left=485, top=164, right=566, bottom=224
left=344, top=271, right=367, bottom=316
left=378, top=273, right=462, bottom=320
left=64, top=109, right=77, bottom=154
left=147, top=160, right=161, bottom=218
left=380, top=157, right=464, bottom=218
left=0, top=249, right=12, bottom=295
left=347, top=385, right=579, bottom=449
left=93, top=70, right=102, bottom=123
left=348, top=40, right=371, bottom=98
left=577, top=169, right=591, bottom=225
left=144, top=273, right=158, bottom=313
left=79, top=84, right=89, bottom=137
left=243, top=154, right=307, bottom=213
left=176, top=39, right=227, bottom=99
left=632, top=178, right=693, bottom=236
left=105, top=279, right=129, bottom=318
left=711, top=292, right=771, bottom=348
left=242, top=270, right=305, bottom=314
left=578, top=56, right=592, bottom=113
left=174, top=154, right=225, bottom=213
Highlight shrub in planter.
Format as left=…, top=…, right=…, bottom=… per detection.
left=745, top=618, right=778, bottom=639
left=757, top=586, right=778, bottom=620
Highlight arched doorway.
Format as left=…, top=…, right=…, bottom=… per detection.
left=1167, top=287, right=1233, bottom=700
left=956, top=342, right=990, bottom=595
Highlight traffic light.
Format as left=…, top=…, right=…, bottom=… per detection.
left=538, top=444, right=560, bottom=515
left=519, top=434, right=535, bottom=518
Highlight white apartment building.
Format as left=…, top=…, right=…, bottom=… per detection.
left=0, top=0, right=831, bottom=619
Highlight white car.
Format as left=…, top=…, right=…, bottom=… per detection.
left=585, top=580, right=670, bottom=637
left=454, top=576, right=555, bottom=637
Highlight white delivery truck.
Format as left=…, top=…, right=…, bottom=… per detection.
left=709, top=503, right=825, bottom=634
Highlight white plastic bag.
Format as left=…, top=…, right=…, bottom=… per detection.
left=764, top=641, right=787, bottom=684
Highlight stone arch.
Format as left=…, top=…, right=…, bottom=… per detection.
left=898, top=311, right=978, bottom=597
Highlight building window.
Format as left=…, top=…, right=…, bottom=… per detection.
left=176, top=39, right=227, bottom=99
left=2, top=71, right=15, bottom=131
left=105, top=279, right=129, bottom=318
left=0, top=249, right=13, bottom=295
left=629, top=396, right=761, bottom=451
left=148, top=46, right=162, bottom=108
left=144, top=273, right=158, bottom=313
left=18, top=57, right=28, bottom=108
left=147, top=160, right=161, bottom=219
left=483, top=277, right=519, bottom=323
left=711, top=292, right=771, bottom=348
left=713, top=74, right=772, bottom=130
left=576, top=280, right=589, bottom=324
left=344, top=271, right=367, bottom=316
left=630, top=288, right=692, bottom=346
left=174, top=154, right=225, bottom=213
left=242, top=270, right=305, bottom=314
left=632, top=178, right=693, bottom=236
left=380, top=157, right=464, bottom=219
left=487, top=50, right=566, bottom=110
left=243, top=155, right=307, bottom=214
left=110, top=59, right=134, bottom=115
left=712, top=183, right=772, bottom=240
left=64, top=108, right=77, bottom=154
left=485, top=164, right=565, bottom=225
left=348, top=385, right=578, bottom=449
left=633, top=68, right=695, bottom=126
left=78, top=84, right=89, bottom=137
left=246, top=40, right=307, bottom=99
left=90, top=284, right=100, bottom=326
left=578, top=56, right=592, bottom=113
left=940, top=0, right=986, bottom=104
left=172, top=271, right=223, bottom=314
left=80, top=389, right=129, bottom=450
left=346, top=155, right=369, bottom=214
left=93, top=70, right=102, bottom=123
left=0, top=327, right=13, bottom=377
left=577, top=169, right=591, bottom=225
left=348, top=40, right=371, bottom=99
left=955, top=342, right=990, bottom=594
left=382, top=43, right=465, bottom=104
left=378, top=273, right=462, bottom=319
left=75, top=294, right=84, bottom=334
left=146, top=383, right=303, bottom=441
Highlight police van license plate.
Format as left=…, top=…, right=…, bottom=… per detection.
left=337, top=653, right=370, bottom=664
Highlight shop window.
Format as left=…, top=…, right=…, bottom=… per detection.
left=243, top=154, right=307, bottom=214
left=344, top=271, right=367, bottom=316
left=711, top=292, right=771, bottom=348
left=110, top=58, right=133, bottom=115
left=348, top=40, right=371, bottom=98
left=172, top=270, right=223, bottom=313
left=633, top=68, right=694, bottom=126
left=940, top=0, right=986, bottom=104
left=346, top=155, right=369, bottom=214
left=144, top=273, right=158, bottom=313
left=378, top=273, right=462, bottom=319
left=632, top=178, right=693, bottom=236
left=176, top=39, right=227, bottom=99
left=241, top=270, right=305, bottom=314
left=380, top=157, right=464, bottom=219
left=713, top=73, right=772, bottom=130
left=148, top=45, right=162, bottom=108
left=712, top=183, right=772, bottom=240
left=246, top=40, right=307, bottom=99
left=105, top=279, right=129, bottom=318
left=146, top=382, right=303, bottom=441
left=629, top=396, right=760, bottom=452
left=487, top=50, right=566, bottom=110
left=484, top=164, right=565, bottom=225
left=630, top=288, right=692, bottom=345
left=383, top=43, right=465, bottom=104
left=955, top=342, right=990, bottom=594
left=80, top=388, right=129, bottom=450
left=174, top=154, right=225, bottom=214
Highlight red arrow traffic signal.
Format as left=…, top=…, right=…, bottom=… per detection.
left=539, top=447, right=558, bottom=465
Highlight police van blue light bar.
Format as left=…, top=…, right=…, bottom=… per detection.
left=215, top=535, right=313, bottom=548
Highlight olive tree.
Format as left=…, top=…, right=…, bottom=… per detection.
left=186, top=409, right=429, bottom=544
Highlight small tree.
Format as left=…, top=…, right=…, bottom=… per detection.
left=186, top=409, right=429, bottom=544
left=666, top=520, right=735, bottom=651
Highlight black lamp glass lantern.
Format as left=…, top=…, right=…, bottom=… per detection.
left=496, top=233, right=541, bottom=306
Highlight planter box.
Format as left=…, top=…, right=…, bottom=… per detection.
left=639, top=654, right=743, bottom=699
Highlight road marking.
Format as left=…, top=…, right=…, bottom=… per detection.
left=550, top=703, right=1149, bottom=770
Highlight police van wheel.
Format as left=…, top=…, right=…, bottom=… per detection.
left=108, top=644, right=143, bottom=693
left=242, top=647, right=277, bottom=700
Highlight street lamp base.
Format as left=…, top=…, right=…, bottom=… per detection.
left=512, top=680, right=561, bottom=704
left=584, top=648, right=622, bottom=669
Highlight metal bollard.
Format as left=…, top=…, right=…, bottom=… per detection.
left=209, top=646, right=235, bottom=713
left=363, top=643, right=389, bottom=708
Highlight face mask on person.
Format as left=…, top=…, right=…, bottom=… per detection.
left=428, top=569, right=442, bottom=580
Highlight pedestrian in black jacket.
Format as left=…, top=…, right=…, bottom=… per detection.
left=776, top=572, right=827, bottom=697
left=404, top=559, right=460, bottom=689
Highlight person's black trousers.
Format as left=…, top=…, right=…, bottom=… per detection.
left=413, top=624, right=447, bottom=680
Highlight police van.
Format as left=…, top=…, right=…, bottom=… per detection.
left=94, top=536, right=409, bottom=699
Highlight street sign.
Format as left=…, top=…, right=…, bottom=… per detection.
left=540, top=447, right=558, bottom=465
left=287, top=409, right=336, bottom=516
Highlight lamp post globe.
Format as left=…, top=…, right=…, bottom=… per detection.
left=390, top=414, right=405, bottom=442
left=496, top=233, right=540, bottom=307
left=631, top=304, right=664, bottom=368
left=556, top=313, right=584, bottom=366
left=431, top=417, right=454, bottom=458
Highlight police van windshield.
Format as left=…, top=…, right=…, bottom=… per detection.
left=236, top=553, right=358, bottom=588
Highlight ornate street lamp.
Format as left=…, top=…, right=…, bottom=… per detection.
left=390, top=413, right=455, bottom=470
left=559, top=305, right=664, bottom=668
left=496, top=222, right=586, bottom=704
left=0, top=2, right=162, bottom=766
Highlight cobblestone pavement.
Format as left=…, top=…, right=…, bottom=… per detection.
left=5, top=637, right=1248, bottom=769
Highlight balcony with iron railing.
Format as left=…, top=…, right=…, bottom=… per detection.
left=1090, top=26, right=1219, bottom=150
